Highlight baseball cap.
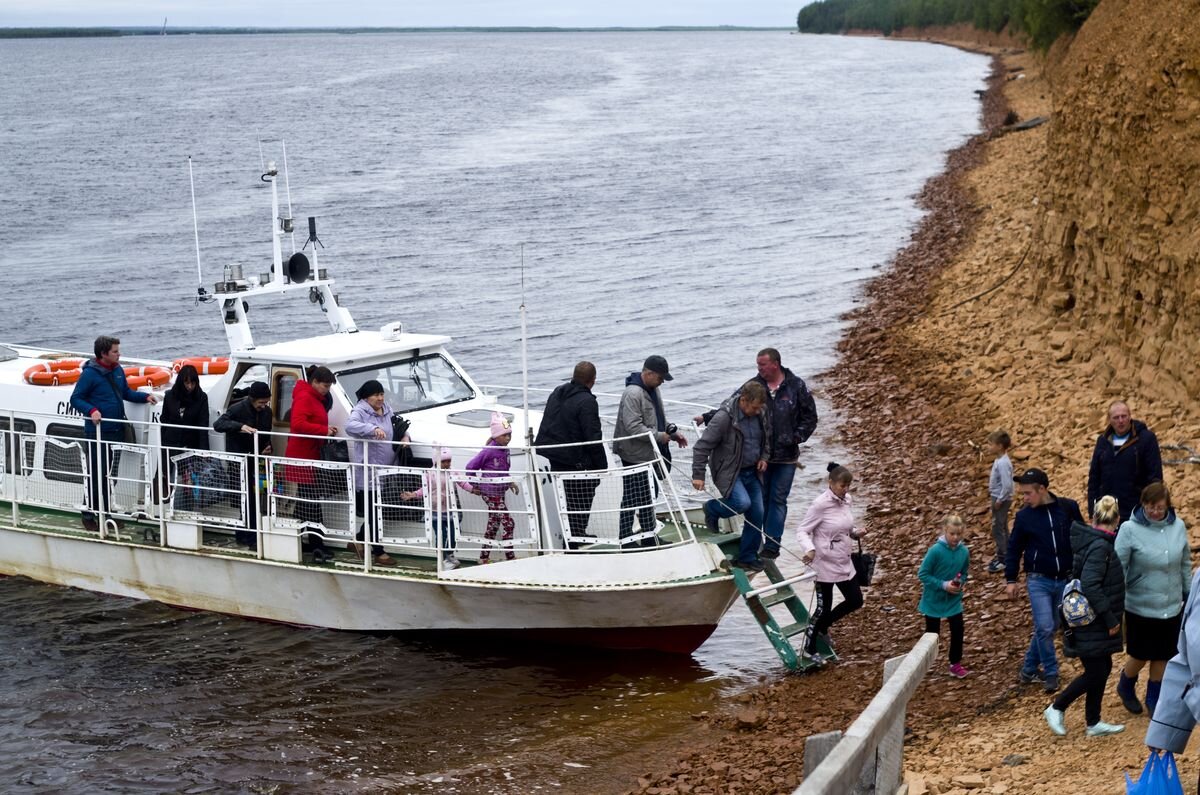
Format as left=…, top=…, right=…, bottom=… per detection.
left=643, top=355, right=673, bottom=381
left=1014, top=468, right=1049, bottom=487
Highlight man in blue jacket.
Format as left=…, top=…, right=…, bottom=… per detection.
left=69, top=335, right=157, bottom=532
left=1004, top=467, right=1083, bottom=693
left=1086, top=400, right=1162, bottom=522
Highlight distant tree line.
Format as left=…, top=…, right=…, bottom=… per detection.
left=796, top=0, right=1100, bottom=49
left=0, top=28, right=121, bottom=38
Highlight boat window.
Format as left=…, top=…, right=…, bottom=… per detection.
left=227, top=363, right=269, bottom=406
left=0, top=345, right=17, bottom=362
left=43, top=423, right=86, bottom=485
left=0, top=417, right=36, bottom=477
left=273, top=370, right=301, bottom=425
left=339, top=354, right=474, bottom=413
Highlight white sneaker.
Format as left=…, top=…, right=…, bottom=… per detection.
left=443, top=555, right=460, bottom=570
left=1086, top=721, right=1124, bottom=737
left=1043, top=705, right=1067, bottom=736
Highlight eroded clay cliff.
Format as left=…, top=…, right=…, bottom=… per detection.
left=1035, top=0, right=1200, bottom=405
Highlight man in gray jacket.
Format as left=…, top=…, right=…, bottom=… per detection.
left=691, top=381, right=770, bottom=571
left=613, top=355, right=688, bottom=548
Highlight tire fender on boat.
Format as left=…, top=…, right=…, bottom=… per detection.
left=23, top=359, right=85, bottom=386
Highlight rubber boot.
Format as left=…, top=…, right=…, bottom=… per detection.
left=1146, top=679, right=1162, bottom=717
left=1116, top=671, right=1144, bottom=714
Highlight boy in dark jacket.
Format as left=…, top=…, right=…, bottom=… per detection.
left=213, top=381, right=273, bottom=546
left=1043, top=495, right=1126, bottom=737
left=1005, top=468, right=1084, bottom=693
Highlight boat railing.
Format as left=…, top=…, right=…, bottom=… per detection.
left=478, top=382, right=717, bottom=515
left=0, top=410, right=710, bottom=574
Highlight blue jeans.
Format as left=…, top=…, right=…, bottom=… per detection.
left=705, top=467, right=765, bottom=564
left=1023, top=574, right=1067, bottom=678
left=761, top=462, right=797, bottom=557
left=432, top=512, right=458, bottom=558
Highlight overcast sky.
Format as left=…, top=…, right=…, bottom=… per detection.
left=0, top=1, right=806, bottom=28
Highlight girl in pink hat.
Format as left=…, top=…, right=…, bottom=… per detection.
left=403, top=446, right=462, bottom=569
left=463, top=413, right=519, bottom=563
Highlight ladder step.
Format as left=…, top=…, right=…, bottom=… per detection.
left=743, top=571, right=815, bottom=600
left=760, top=589, right=797, bottom=608
left=778, top=621, right=809, bottom=638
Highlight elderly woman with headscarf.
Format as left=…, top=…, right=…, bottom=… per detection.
left=345, top=379, right=397, bottom=565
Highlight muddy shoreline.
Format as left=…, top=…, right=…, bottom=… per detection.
left=623, top=52, right=1033, bottom=795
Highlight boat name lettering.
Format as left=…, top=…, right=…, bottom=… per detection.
left=56, top=401, right=84, bottom=418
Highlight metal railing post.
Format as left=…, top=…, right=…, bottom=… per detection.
left=6, top=409, right=16, bottom=526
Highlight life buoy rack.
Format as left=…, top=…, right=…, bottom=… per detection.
left=24, top=359, right=85, bottom=387
left=124, top=366, right=172, bottom=389
left=172, top=356, right=230, bottom=376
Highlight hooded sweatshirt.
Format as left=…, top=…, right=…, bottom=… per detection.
left=1116, top=505, right=1191, bottom=619
left=612, top=371, right=670, bottom=465
left=918, top=535, right=970, bottom=618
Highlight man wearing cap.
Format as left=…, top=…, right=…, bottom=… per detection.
left=613, top=355, right=688, bottom=548
left=214, top=381, right=274, bottom=546
left=1004, top=467, right=1084, bottom=693
left=1086, top=400, right=1163, bottom=523
left=535, top=361, right=607, bottom=546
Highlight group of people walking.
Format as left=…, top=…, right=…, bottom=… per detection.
left=964, top=400, right=1195, bottom=748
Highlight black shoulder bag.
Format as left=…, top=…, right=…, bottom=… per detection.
left=852, top=539, right=877, bottom=588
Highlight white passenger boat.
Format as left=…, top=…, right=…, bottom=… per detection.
left=0, top=158, right=738, bottom=653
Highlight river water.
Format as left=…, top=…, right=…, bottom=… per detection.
left=0, top=31, right=988, bottom=793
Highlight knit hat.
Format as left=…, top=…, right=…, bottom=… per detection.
left=490, top=412, right=512, bottom=439
left=355, top=379, right=385, bottom=401
left=248, top=381, right=271, bottom=399
left=436, top=446, right=453, bottom=462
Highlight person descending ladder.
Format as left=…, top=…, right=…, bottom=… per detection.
left=724, top=546, right=837, bottom=671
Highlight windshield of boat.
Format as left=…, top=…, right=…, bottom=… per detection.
left=338, top=354, right=475, bottom=413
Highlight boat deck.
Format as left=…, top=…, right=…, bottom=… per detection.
left=5, top=502, right=741, bottom=579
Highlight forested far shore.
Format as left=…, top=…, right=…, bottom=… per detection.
left=796, top=0, right=1099, bottom=49
left=0, top=25, right=789, bottom=39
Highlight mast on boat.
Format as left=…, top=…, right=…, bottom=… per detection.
left=201, top=149, right=359, bottom=353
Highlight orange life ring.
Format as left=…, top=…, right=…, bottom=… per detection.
left=124, top=366, right=171, bottom=389
left=172, top=356, right=230, bottom=376
left=24, top=359, right=86, bottom=387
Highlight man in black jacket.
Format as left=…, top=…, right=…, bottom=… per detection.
left=213, top=381, right=273, bottom=546
left=1086, top=401, right=1162, bottom=522
left=535, top=362, right=607, bottom=544
left=1005, top=467, right=1084, bottom=694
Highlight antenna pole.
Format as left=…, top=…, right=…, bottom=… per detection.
left=281, top=140, right=296, bottom=255
left=188, top=155, right=203, bottom=294
left=520, top=244, right=532, bottom=446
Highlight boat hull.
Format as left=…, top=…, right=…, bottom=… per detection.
left=0, top=525, right=738, bottom=654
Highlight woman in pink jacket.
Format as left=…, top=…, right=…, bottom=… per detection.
left=796, top=462, right=867, bottom=662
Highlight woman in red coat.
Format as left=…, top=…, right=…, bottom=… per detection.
left=286, top=366, right=339, bottom=562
